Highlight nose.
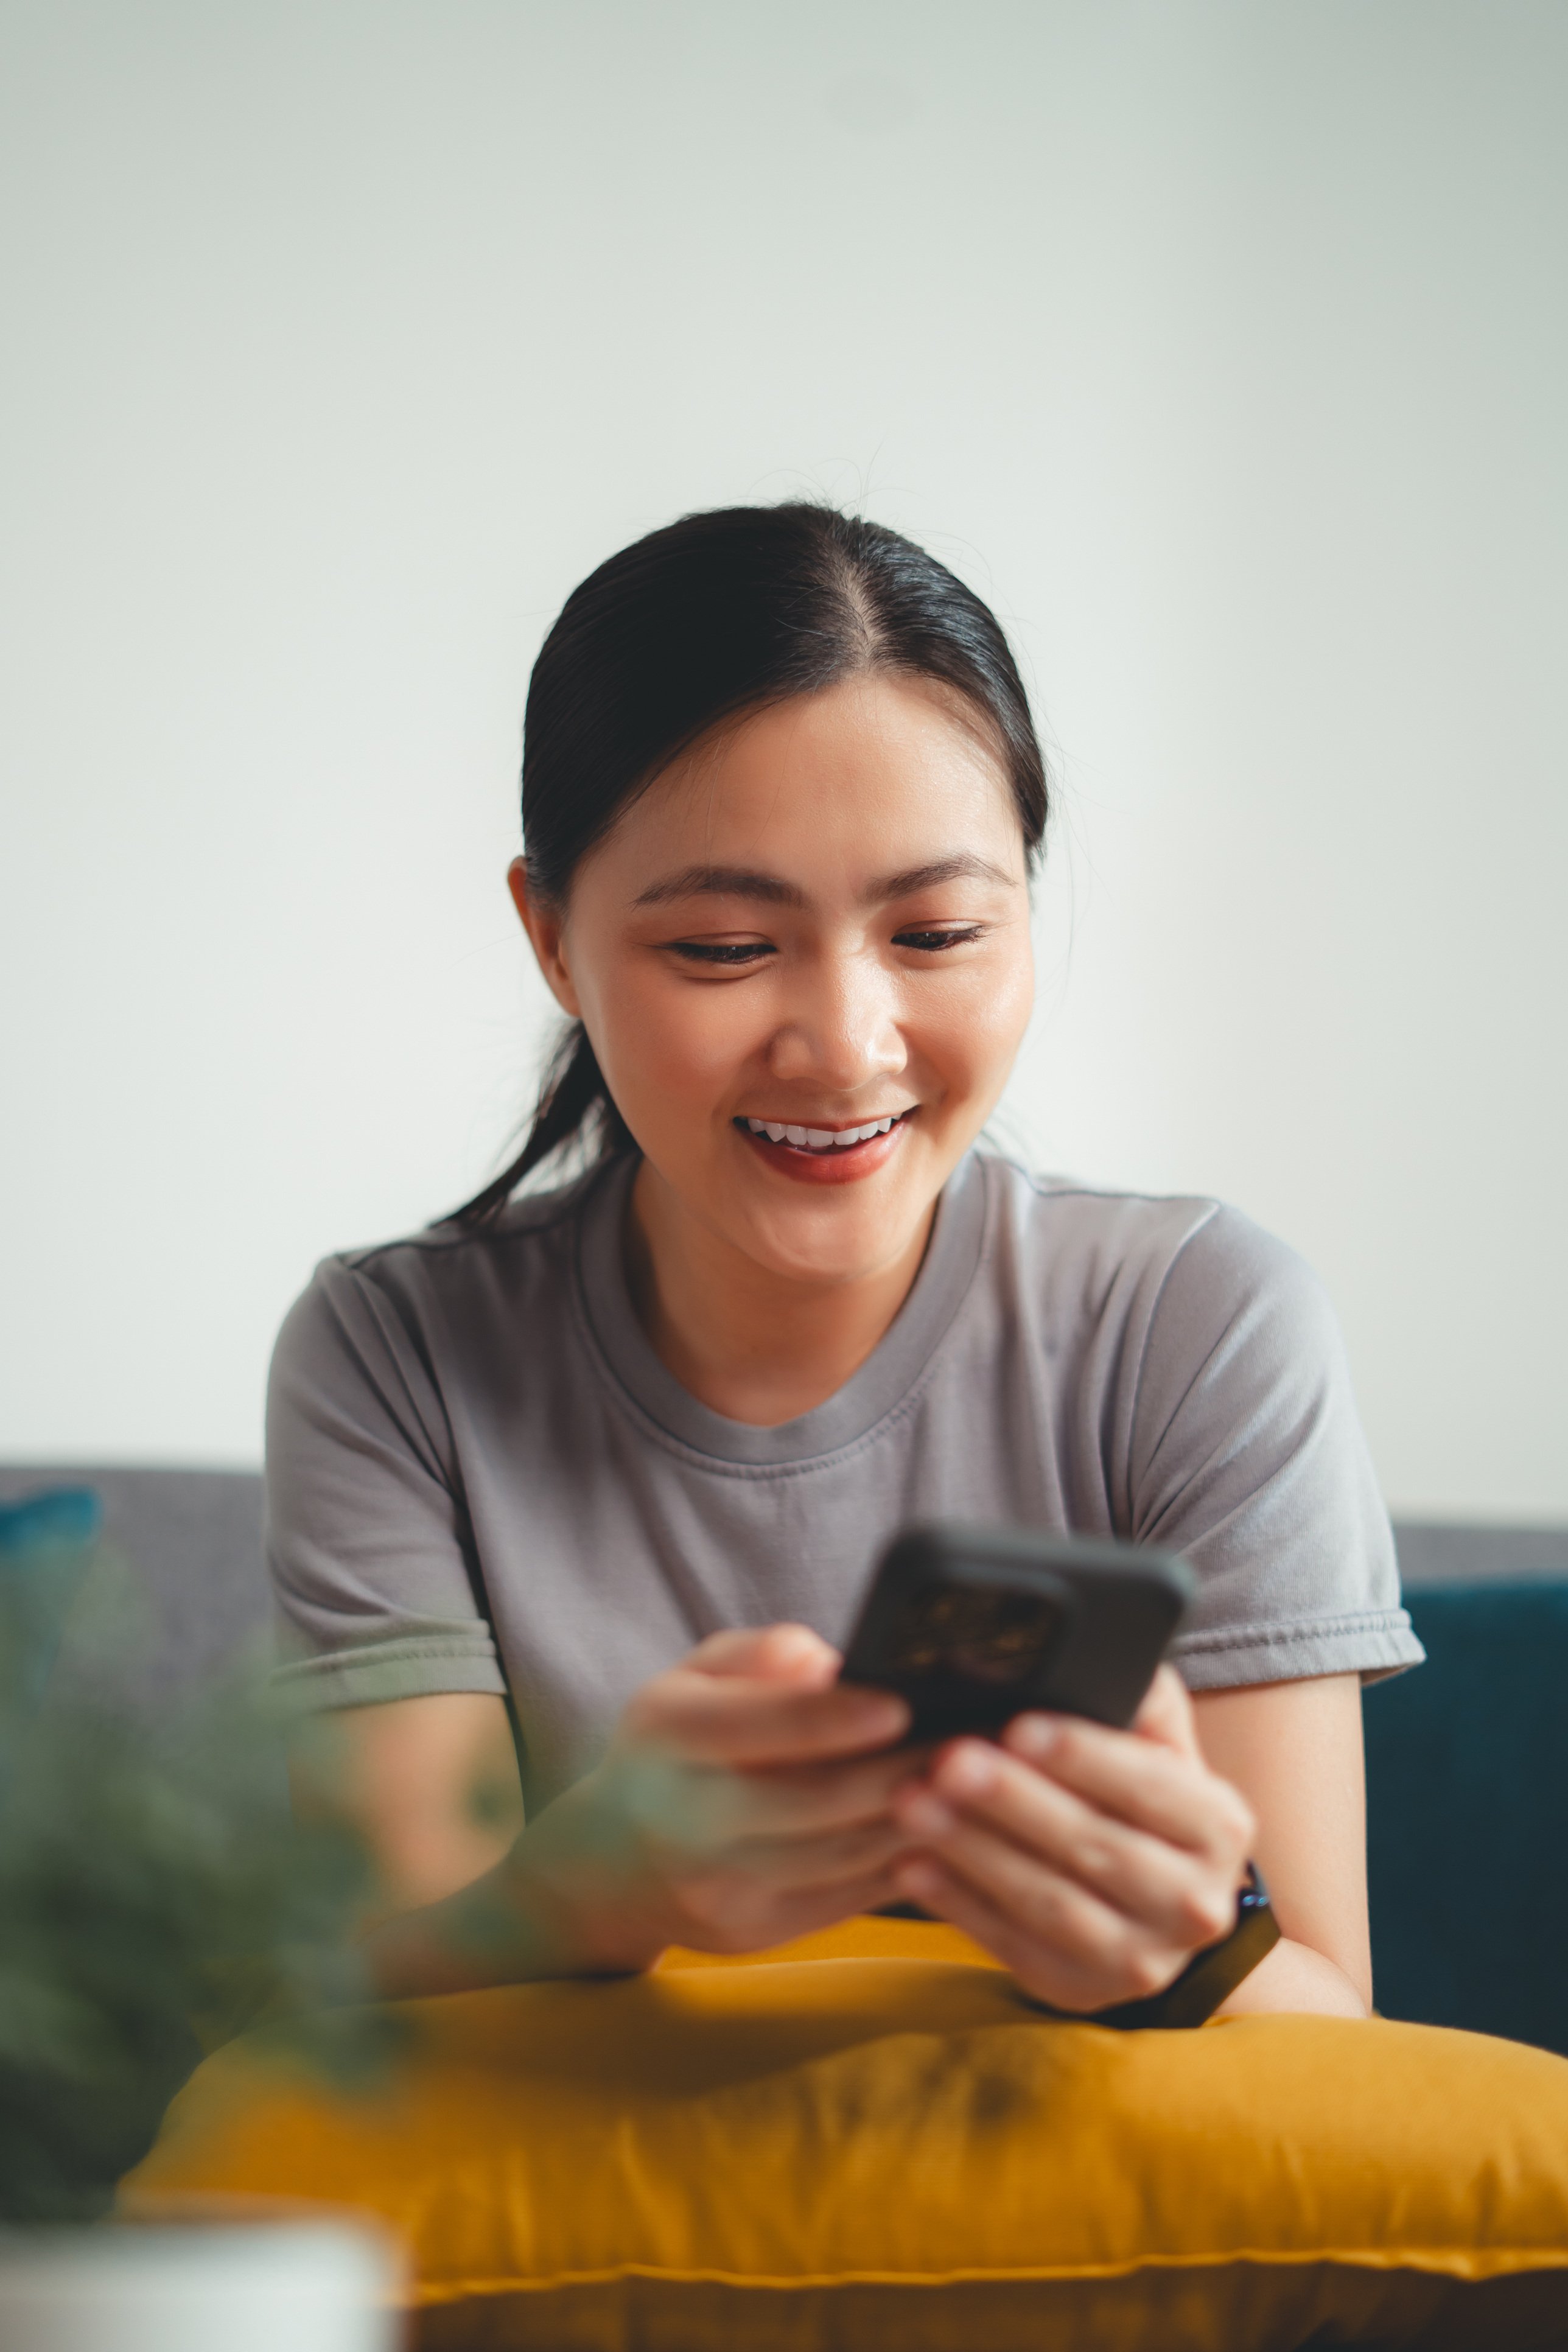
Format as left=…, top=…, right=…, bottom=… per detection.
left=765, top=946, right=908, bottom=1097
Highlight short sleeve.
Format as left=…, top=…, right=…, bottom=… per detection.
left=1129, top=1209, right=1424, bottom=1690
left=264, top=1256, right=508, bottom=1710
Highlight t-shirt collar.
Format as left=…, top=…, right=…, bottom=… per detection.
left=575, top=1150, right=989, bottom=1467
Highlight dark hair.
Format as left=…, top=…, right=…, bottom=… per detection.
left=455, top=502, right=1049, bottom=1225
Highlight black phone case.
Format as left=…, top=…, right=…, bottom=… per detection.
left=841, top=1521, right=1195, bottom=1740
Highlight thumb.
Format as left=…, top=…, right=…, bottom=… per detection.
left=685, top=1623, right=841, bottom=1687
left=1132, top=1662, right=1202, bottom=1757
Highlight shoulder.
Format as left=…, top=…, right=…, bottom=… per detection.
left=271, top=1165, right=604, bottom=1387
left=978, top=1151, right=1318, bottom=1323
left=973, top=1152, right=1346, bottom=1422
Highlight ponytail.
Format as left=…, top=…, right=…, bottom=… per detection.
left=452, top=1021, right=637, bottom=1228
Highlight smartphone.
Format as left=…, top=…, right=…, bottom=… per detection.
left=839, top=1521, right=1194, bottom=1743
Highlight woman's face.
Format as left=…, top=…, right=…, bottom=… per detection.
left=516, top=671, right=1035, bottom=1288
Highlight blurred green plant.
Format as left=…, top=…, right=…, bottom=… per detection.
left=0, top=1489, right=391, bottom=2223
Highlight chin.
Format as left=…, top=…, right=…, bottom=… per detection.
left=731, top=1173, right=937, bottom=1285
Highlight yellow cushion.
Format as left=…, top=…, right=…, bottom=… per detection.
left=124, top=1917, right=1568, bottom=2350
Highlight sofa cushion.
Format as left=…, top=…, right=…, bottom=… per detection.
left=125, top=1916, right=1568, bottom=2350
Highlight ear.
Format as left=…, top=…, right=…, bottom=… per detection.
left=508, top=859, right=583, bottom=1019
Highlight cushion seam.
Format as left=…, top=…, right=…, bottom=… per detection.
left=406, top=2243, right=1568, bottom=2305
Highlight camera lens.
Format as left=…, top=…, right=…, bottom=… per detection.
left=888, top=1584, right=1063, bottom=1685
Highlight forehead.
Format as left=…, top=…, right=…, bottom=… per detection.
left=601, top=672, right=1023, bottom=882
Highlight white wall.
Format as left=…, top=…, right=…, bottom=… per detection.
left=3, top=1, right=1564, bottom=1519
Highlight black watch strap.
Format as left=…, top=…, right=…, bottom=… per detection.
left=1023, top=1863, right=1279, bottom=2032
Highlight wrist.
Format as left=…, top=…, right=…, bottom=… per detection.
left=359, top=1806, right=667, bottom=2000
left=509, top=1782, right=671, bottom=1979
left=1015, top=1863, right=1279, bottom=2032
left=1214, top=1936, right=1368, bottom=2020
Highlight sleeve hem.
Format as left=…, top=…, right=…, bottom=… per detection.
left=1170, top=1609, right=1426, bottom=1692
left=270, top=1637, right=508, bottom=1712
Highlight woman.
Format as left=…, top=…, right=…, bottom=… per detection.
left=268, top=503, right=1421, bottom=2018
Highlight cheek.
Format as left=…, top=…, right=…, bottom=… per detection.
left=921, top=944, right=1034, bottom=1083
left=587, top=964, right=765, bottom=1122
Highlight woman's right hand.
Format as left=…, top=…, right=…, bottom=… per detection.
left=511, top=1624, right=916, bottom=1975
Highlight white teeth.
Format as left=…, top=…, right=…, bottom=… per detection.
left=744, top=1112, right=908, bottom=1149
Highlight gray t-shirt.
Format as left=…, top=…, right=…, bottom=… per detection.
left=265, top=1150, right=1421, bottom=1811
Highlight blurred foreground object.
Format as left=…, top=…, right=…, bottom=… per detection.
left=0, top=2217, right=400, bottom=2352
left=0, top=1487, right=388, bottom=2223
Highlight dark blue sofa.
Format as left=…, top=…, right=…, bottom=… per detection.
left=1365, top=1524, right=1568, bottom=2056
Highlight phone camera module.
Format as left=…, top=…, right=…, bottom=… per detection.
left=888, top=1583, right=1065, bottom=1687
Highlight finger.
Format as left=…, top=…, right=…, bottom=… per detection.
left=1131, top=1664, right=1200, bottom=1755
left=724, top=1745, right=936, bottom=1840
left=904, top=1746, right=1237, bottom=1949
left=749, top=1864, right=911, bottom=1948
left=998, top=1713, right=1253, bottom=1859
left=685, top=1625, right=841, bottom=1687
left=670, top=1835, right=914, bottom=1948
left=729, top=1815, right=917, bottom=1892
left=662, top=1746, right=928, bottom=1852
left=891, top=1854, right=1176, bottom=2014
left=628, top=1667, right=909, bottom=1768
left=999, top=1665, right=1197, bottom=1775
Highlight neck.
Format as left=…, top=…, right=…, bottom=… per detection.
left=624, top=1163, right=936, bottom=1427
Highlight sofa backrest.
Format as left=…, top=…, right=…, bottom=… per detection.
left=0, top=1466, right=267, bottom=1709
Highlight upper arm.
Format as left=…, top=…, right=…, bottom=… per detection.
left=266, top=1259, right=508, bottom=1710
left=289, top=1690, right=525, bottom=1919
left=268, top=1262, right=529, bottom=1917
left=1130, top=1211, right=1423, bottom=1693
left=1192, top=1673, right=1371, bottom=2006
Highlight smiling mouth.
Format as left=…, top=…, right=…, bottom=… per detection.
left=732, top=1108, right=916, bottom=1155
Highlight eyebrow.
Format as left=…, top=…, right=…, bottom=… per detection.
left=632, top=853, right=1016, bottom=911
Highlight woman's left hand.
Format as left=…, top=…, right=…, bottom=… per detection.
left=890, top=1665, right=1256, bottom=2013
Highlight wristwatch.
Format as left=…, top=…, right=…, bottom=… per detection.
left=1024, top=1863, right=1279, bottom=2031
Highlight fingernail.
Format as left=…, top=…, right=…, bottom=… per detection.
left=895, top=1859, right=939, bottom=1899
left=1009, top=1713, right=1059, bottom=1757
left=939, top=1743, right=995, bottom=1797
left=771, top=1623, right=824, bottom=1657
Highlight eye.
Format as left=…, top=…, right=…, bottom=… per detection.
left=664, top=939, right=776, bottom=965
left=892, top=925, right=985, bottom=953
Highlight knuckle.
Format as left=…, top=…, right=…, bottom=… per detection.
left=1181, top=1882, right=1234, bottom=1944
left=1021, top=1873, right=1080, bottom=1939
left=1124, top=1944, right=1178, bottom=1999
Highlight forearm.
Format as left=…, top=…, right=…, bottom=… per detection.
left=357, top=1858, right=578, bottom=2003
left=1215, top=1934, right=1368, bottom=2020
left=1192, top=1678, right=1371, bottom=2021
left=357, top=1799, right=665, bottom=2001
